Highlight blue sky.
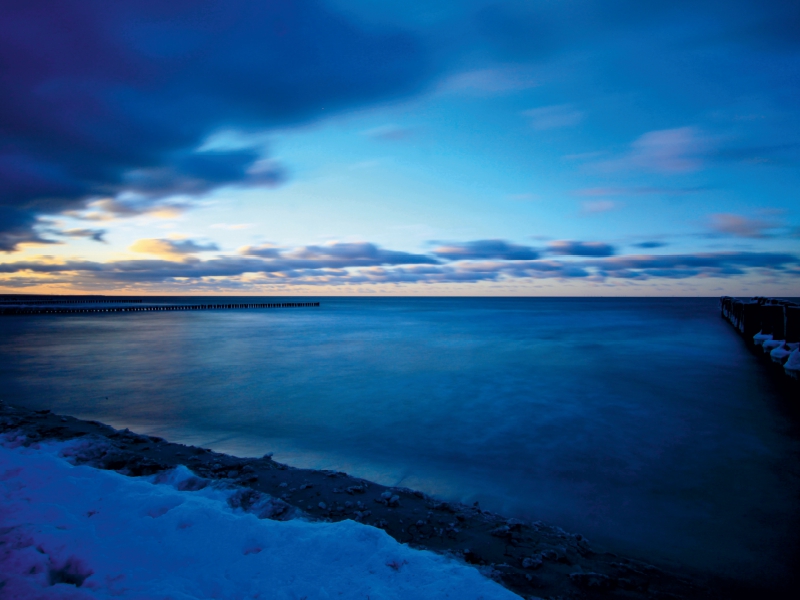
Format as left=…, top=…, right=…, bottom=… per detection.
left=1, top=0, right=798, bottom=295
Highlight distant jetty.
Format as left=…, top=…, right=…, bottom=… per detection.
left=0, top=295, right=319, bottom=315
left=720, top=296, right=800, bottom=383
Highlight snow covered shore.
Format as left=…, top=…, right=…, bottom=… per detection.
left=0, top=404, right=733, bottom=599
left=0, top=435, right=519, bottom=599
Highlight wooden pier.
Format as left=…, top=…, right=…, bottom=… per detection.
left=0, top=301, right=319, bottom=316
left=720, top=296, right=800, bottom=383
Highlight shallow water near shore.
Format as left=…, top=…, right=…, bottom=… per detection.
left=1, top=297, right=799, bottom=589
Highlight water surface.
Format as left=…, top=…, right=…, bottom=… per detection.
left=2, top=297, right=798, bottom=588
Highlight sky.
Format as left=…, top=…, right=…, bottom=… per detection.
left=1, top=0, right=799, bottom=296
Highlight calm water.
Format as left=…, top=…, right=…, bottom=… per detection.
left=2, top=297, right=799, bottom=587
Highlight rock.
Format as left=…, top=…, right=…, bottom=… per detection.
left=377, top=491, right=400, bottom=507
left=522, top=556, right=543, bottom=570
left=569, top=572, right=616, bottom=591
left=490, top=525, right=510, bottom=538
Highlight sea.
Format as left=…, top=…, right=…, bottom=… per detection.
left=1, top=297, right=799, bottom=589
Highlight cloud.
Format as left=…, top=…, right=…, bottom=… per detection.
left=432, top=240, right=540, bottom=260
left=1, top=242, right=797, bottom=290
left=287, top=242, right=438, bottom=266
left=547, top=241, right=616, bottom=257
left=580, top=200, right=619, bottom=214
left=507, top=193, right=541, bottom=201
left=632, top=241, right=668, bottom=249
left=595, top=127, right=711, bottom=174
left=130, top=238, right=220, bottom=259
left=584, top=251, right=798, bottom=276
left=64, top=198, right=190, bottom=222
left=436, top=66, right=539, bottom=95
left=58, top=229, right=107, bottom=243
left=362, top=125, right=414, bottom=141
left=0, top=1, right=428, bottom=250
left=575, top=186, right=706, bottom=197
left=240, top=241, right=438, bottom=268
left=523, top=104, right=583, bottom=130
left=706, top=213, right=780, bottom=238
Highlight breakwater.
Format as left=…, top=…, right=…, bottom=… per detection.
left=0, top=298, right=143, bottom=305
left=720, top=296, right=800, bottom=382
left=0, top=301, right=319, bottom=316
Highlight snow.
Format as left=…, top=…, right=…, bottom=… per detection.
left=761, top=339, right=784, bottom=354
left=753, top=331, right=772, bottom=346
left=785, top=349, right=800, bottom=380
left=770, top=342, right=800, bottom=364
left=0, top=437, right=519, bottom=600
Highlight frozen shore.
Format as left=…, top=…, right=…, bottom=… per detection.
left=0, top=402, right=738, bottom=599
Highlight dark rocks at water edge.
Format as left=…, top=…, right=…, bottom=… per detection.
left=719, top=296, right=800, bottom=384
left=0, top=401, right=752, bottom=600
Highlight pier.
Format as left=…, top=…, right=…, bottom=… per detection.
left=0, top=301, right=319, bottom=316
left=720, top=296, right=800, bottom=383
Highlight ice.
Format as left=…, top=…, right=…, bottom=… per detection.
left=0, top=438, right=519, bottom=600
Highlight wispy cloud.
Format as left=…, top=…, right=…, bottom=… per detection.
left=594, top=127, right=712, bottom=174
left=129, top=238, right=220, bottom=260
left=706, top=213, right=781, bottom=238
left=66, top=199, right=190, bottom=222
left=575, top=186, right=706, bottom=197
left=523, top=104, right=583, bottom=130
left=437, top=65, right=539, bottom=96
left=362, top=125, right=415, bottom=141
left=580, top=200, right=619, bottom=215
left=58, top=229, right=107, bottom=243
left=507, top=193, right=541, bottom=202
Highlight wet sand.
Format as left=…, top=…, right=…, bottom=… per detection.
left=0, top=400, right=762, bottom=599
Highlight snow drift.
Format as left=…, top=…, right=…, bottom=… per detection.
left=0, top=436, right=518, bottom=599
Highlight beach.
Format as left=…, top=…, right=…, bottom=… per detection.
left=2, top=400, right=751, bottom=599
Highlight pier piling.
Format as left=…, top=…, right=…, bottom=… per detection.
left=0, top=300, right=320, bottom=316
left=720, top=296, right=800, bottom=385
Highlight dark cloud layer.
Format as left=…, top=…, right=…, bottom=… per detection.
left=433, top=240, right=539, bottom=260
left=0, top=1, right=428, bottom=250
left=547, top=241, right=616, bottom=257
left=1, top=240, right=796, bottom=288
left=242, top=242, right=438, bottom=268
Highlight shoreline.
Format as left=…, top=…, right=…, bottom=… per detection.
left=0, top=401, right=759, bottom=599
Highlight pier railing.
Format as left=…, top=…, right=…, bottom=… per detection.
left=719, top=296, right=799, bottom=382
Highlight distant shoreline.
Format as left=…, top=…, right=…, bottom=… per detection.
left=1, top=400, right=757, bottom=599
